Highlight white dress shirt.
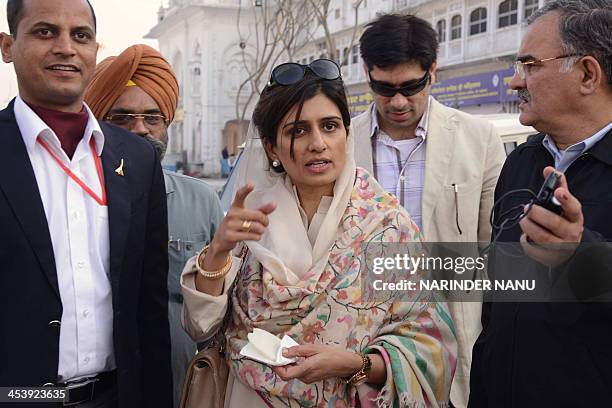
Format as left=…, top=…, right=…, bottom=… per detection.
left=14, top=96, right=115, bottom=382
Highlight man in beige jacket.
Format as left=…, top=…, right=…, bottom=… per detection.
left=354, top=13, right=506, bottom=408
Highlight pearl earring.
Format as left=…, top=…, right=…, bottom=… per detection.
left=272, top=160, right=280, bottom=168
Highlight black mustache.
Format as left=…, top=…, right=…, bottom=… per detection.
left=517, top=88, right=531, bottom=102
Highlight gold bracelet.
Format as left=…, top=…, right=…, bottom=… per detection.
left=341, top=353, right=372, bottom=387
left=196, top=245, right=233, bottom=279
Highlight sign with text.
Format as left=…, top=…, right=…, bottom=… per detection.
left=347, top=91, right=374, bottom=117
left=431, top=68, right=518, bottom=107
left=347, top=68, right=518, bottom=115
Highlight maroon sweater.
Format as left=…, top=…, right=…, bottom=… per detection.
left=29, top=104, right=89, bottom=159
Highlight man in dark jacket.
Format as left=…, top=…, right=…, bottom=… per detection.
left=469, top=0, right=612, bottom=407
left=0, top=0, right=172, bottom=406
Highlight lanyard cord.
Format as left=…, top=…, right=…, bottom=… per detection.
left=37, top=137, right=107, bottom=206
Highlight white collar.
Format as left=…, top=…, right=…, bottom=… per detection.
left=14, top=95, right=105, bottom=157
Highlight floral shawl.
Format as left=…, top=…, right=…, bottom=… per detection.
left=225, top=168, right=457, bottom=407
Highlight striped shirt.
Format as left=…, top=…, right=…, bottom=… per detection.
left=370, top=97, right=431, bottom=232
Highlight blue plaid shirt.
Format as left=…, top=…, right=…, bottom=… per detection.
left=369, top=97, right=432, bottom=232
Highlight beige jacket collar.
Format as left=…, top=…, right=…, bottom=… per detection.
left=352, top=99, right=457, bottom=237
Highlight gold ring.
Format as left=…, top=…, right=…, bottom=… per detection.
left=241, top=220, right=252, bottom=232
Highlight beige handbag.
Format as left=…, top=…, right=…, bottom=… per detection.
left=179, top=245, right=248, bottom=408
left=179, top=341, right=229, bottom=408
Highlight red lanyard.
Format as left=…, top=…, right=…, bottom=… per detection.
left=37, top=137, right=108, bottom=206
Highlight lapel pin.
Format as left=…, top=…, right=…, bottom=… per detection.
left=115, top=159, right=125, bottom=177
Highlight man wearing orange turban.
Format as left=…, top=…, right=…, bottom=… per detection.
left=86, top=44, right=178, bottom=123
left=85, top=44, right=223, bottom=408
left=85, top=44, right=178, bottom=159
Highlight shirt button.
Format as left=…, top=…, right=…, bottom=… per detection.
left=77, top=262, right=84, bottom=269
left=73, top=211, right=79, bottom=220
left=82, top=310, right=89, bottom=318
left=84, top=357, right=90, bottom=364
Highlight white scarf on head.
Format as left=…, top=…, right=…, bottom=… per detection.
left=234, top=121, right=356, bottom=286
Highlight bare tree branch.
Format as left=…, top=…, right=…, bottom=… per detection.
left=340, top=0, right=365, bottom=67
left=234, top=0, right=364, bottom=123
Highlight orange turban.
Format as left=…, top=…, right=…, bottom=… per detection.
left=85, top=44, right=179, bottom=124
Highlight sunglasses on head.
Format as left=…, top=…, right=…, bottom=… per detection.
left=367, top=70, right=430, bottom=97
left=268, top=58, right=342, bottom=87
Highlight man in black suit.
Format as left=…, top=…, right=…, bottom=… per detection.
left=0, top=0, right=172, bottom=407
left=469, top=1, right=612, bottom=407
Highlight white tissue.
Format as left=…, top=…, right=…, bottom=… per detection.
left=247, top=328, right=280, bottom=361
left=240, top=330, right=299, bottom=366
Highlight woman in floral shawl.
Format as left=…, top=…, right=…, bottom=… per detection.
left=181, top=59, right=456, bottom=407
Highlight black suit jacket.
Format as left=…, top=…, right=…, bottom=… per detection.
left=469, top=131, right=612, bottom=407
left=0, top=101, right=172, bottom=407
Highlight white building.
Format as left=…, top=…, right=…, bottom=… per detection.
left=147, top=0, right=257, bottom=176
left=148, top=0, right=544, bottom=174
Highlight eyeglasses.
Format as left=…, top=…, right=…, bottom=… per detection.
left=367, top=70, right=430, bottom=97
left=513, top=54, right=581, bottom=79
left=268, top=58, right=341, bottom=87
left=105, top=113, right=167, bottom=127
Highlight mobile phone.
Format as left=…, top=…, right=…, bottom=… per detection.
left=534, top=172, right=563, bottom=215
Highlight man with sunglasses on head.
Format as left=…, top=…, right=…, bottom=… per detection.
left=85, top=44, right=223, bottom=408
left=351, top=13, right=506, bottom=408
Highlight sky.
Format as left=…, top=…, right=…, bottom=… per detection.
left=0, top=0, right=165, bottom=107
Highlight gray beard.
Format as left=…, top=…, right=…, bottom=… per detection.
left=144, top=134, right=167, bottom=162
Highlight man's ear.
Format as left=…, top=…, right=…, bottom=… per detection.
left=578, top=56, right=603, bottom=96
left=0, top=33, right=15, bottom=64
left=429, top=61, right=438, bottom=85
